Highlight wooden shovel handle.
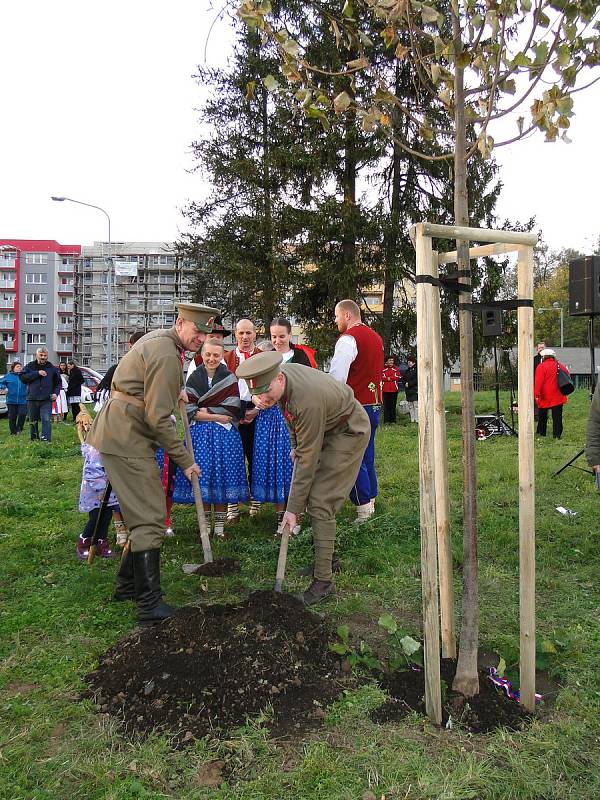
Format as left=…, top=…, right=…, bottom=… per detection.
left=178, top=399, right=213, bottom=564
left=274, top=524, right=291, bottom=593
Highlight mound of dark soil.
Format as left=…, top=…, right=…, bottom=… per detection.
left=84, top=591, right=346, bottom=746
left=191, top=558, right=241, bottom=576
left=372, top=659, right=531, bottom=733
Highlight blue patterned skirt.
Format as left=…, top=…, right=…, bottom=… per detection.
left=251, top=405, right=293, bottom=504
left=166, top=422, right=249, bottom=506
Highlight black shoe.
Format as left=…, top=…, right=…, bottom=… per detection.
left=297, top=552, right=341, bottom=578
left=113, top=546, right=135, bottom=601
left=295, top=579, right=334, bottom=605
left=133, top=549, right=177, bottom=623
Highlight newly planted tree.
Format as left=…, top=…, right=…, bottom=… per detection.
left=237, top=0, right=600, bottom=697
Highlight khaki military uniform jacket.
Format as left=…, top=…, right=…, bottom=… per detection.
left=586, top=380, right=600, bottom=467
left=87, top=327, right=194, bottom=470
left=279, top=363, right=365, bottom=515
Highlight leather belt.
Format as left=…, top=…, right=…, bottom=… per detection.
left=112, top=390, right=145, bottom=409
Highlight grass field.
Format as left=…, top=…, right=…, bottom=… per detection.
left=1, top=390, right=599, bottom=800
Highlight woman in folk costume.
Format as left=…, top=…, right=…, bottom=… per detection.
left=250, top=321, right=313, bottom=532
left=52, top=363, right=69, bottom=423
left=171, top=339, right=249, bottom=539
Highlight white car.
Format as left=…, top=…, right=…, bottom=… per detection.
left=0, top=381, right=7, bottom=417
left=79, top=366, right=104, bottom=404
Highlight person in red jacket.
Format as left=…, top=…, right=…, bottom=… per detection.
left=534, top=348, right=570, bottom=439
left=382, top=355, right=402, bottom=423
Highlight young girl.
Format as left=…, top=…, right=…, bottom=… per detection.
left=171, top=339, right=249, bottom=539
left=75, top=409, right=118, bottom=560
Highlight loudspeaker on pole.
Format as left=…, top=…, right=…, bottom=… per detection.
left=569, top=256, right=600, bottom=316
left=482, top=308, right=503, bottom=337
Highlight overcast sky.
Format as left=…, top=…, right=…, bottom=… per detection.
left=1, top=1, right=598, bottom=255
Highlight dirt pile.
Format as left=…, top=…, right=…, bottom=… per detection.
left=84, top=591, right=346, bottom=745
left=371, top=659, right=532, bottom=733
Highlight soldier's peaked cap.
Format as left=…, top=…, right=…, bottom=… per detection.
left=176, top=302, right=220, bottom=333
left=236, top=351, right=283, bottom=394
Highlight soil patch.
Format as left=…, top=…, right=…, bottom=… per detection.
left=371, top=659, right=532, bottom=733
left=190, top=558, right=241, bottom=576
left=83, top=590, right=349, bottom=746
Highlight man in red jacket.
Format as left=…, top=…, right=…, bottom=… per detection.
left=534, top=347, right=570, bottom=439
left=330, top=299, right=384, bottom=522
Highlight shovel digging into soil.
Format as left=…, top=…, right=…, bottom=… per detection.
left=274, top=459, right=299, bottom=593
left=179, top=400, right=242, bottom=577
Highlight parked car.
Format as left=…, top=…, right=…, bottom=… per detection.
left=79, top=366, right=104, bottom=404
left=0, top=378, right=7, bottom=417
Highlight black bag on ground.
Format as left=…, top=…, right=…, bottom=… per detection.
left=557, top=364, right=574, bottom=396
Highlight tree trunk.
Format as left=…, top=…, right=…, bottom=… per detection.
left=382, top=63, right=404, bottom=353
left=341, top=101, right=357, bottom=297
left=260, top=82, right=276, bottom=325
left=451, top=11, right=480, bottom=698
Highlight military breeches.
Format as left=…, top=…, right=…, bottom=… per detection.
left=101, top=454, right=167, bottom=552
left=307, top=405, right=370, bottom=580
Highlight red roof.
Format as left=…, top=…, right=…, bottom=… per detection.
left=0, top=239, right=81, bottom=255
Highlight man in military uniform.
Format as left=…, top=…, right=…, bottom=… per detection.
left=237, top=351, right=370, bottom=604
left=87, top=302, right=219, bottom=622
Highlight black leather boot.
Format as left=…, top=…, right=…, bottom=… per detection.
left=295, top=579, right=335, bottom=605
left=133, top=549, right=177, bottom=623
left=113, top=546, right=135, bottom=601
left=297, top=551, right=341, bottom=578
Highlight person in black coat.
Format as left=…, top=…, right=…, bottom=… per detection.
left=20, top=347, right=61, bottom=441
left=404, top=356, right=418, bottom=423
left=66, top=360, right=85, bottom=422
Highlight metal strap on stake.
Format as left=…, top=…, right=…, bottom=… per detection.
left=178, top=399, right=213, bottom=564
left=274, top=459, right=298, bottom=593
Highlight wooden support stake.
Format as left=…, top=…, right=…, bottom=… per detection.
left=438, top=242, right=527, bottom=264
left=431, top=252, right=456, bottom=659
left=517, top=246, right=536, bottom=710
left=415, top=224, right=442, bottom=725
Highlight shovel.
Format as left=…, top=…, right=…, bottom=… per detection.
left=179, top=399, right=213, bottom=564
left=274, top=459, right=298, bottom=593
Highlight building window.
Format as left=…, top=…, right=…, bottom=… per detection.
left=25, top=273, right=48, bottom=284
left=62, top=256, right=74, bottom=266
left=26, top=293, right=48, bottom=304
left=60, top=316, right=72, bottom=325
left=59, top=335, right=71, bottom=345
left=363, top=294, right=381, bottom=307
left=1, top=312, right=15, bottom=323
left=151, top=255, right=173, bottom=266
left=25, top=253, right=48, bottom=264
left=27, top=333, right=47, bottom=344
left=60, top=277, right=73, bottom=286
left=158, top=273, right=175, bottom=284
left=25, top=314, right=47, bottom=324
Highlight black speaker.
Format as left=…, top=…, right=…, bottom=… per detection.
left=569, top=256, right=600, bottom=316
left=482, top=308, right=503, bottom=337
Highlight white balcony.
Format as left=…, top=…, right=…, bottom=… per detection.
left=60, top=303, right=74, bottom=313
left=58, top=264, right=74, bottom=273
left=56, top=323, right=73, bottom=332
left=3, top=339, right=14, bottom=349
left=0, top=299, right=15, bottom=309
left=57, top=286, right=74, bottom=294
left=0, top=280, right=16, bottom=289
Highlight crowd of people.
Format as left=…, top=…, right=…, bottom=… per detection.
left=4, top=310, right=595, bottom=623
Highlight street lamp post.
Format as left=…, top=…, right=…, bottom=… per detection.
left=538, top=304, right=564, bottom=348
left=51, top=196, right=113, bottom=367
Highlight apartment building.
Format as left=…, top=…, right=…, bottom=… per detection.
left=74, top=242, right=195, bottom=369
left=0, top=239, right=80, bottom=365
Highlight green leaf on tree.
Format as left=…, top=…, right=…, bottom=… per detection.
left=282, top=38, right=300, bottom=58
left=556, top=95, right=573, bottom=115
left=263, top=74, right=279, bottom=93
left=342, top=0, right=354, bottom=19
left=556, top=43, right=571, bottom=67
left=333, top=90, right=352, bottom=114
left=511, top=51, right=530, bottom=68
left=421, top=5, right=440, bottom=24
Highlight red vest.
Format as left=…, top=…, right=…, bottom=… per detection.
left=223, top=347, right=261, bottom=373
left=342, top=323, right=384, bottom=405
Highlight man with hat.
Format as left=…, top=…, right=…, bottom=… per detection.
left=237, top=351, right=370, bottom=604
left=87, top=302, right=219, bottom=622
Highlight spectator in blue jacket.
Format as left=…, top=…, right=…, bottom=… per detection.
left=19, top=347, right=61, bottom=442
left=0, top=361, right=28, bottom=434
